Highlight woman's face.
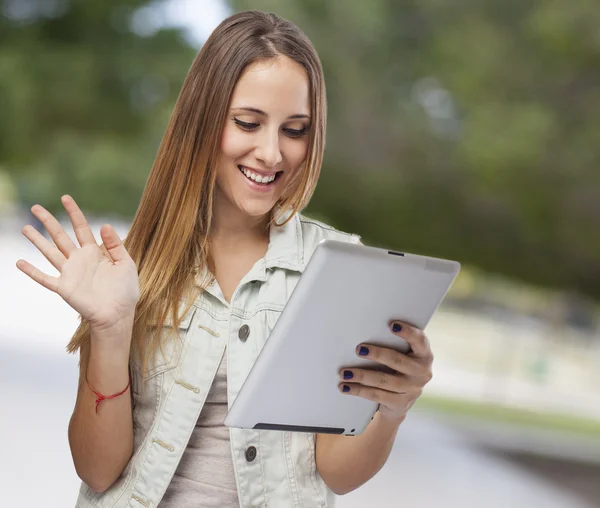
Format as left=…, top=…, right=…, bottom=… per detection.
left=215, top=56, right=311, bottom=220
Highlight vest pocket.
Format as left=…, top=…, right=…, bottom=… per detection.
left=253, top=308, right=283, bottom=358
left=130, top=306, right=196, bottom=382
left=265, top=307, right=283, bottom=332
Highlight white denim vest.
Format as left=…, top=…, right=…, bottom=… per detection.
left=74, top=212, right=361, bottom=508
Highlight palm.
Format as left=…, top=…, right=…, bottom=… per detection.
left=58, top=243, right=139, bottom=325
left=17, top=195, right=140, bottom=330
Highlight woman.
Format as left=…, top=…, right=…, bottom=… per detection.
left=16, top=10, right=433, bottom=508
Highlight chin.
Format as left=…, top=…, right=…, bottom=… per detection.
left=237, top=199, right=279, bottom=219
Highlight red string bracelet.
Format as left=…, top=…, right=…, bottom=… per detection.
left=86, top=375, right=131, bottom=414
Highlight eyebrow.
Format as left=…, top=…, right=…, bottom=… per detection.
left=233, top=106, right=310, bottom=120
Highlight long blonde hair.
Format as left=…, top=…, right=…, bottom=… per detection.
left=66, top=11, right=327, bottom=386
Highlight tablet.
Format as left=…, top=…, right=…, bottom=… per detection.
left=224, top=240, right=460, bottom=435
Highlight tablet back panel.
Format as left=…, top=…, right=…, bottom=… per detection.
left=224, top=240, right=460, bottom=435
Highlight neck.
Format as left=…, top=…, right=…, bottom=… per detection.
left=210, top=196, right=270, bottom=246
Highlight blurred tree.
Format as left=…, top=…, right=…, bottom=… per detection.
left=230, top=0, right=600, bottom=300
left=2, top=0, right=600, bottom=300
left=0, top=0, right=195, bottom=216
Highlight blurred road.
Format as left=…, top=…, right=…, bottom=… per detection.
left=1, top=345, right=596, bottom=508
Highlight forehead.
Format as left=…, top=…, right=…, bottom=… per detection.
left=230, top=57, right=310, bottom=116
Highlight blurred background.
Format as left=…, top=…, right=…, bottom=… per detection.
left=1, top=0, right=600, bottom=506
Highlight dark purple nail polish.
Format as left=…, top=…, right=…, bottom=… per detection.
left=343, top=370, right=353, bottom=380
left=392, top=323, right=403, bottom=333
left=342, top=385, right=350, bottom=392
left=359, top=346, right=369, bottom=356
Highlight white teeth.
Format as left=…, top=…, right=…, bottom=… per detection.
left=240, top=166, right=276, bottom=184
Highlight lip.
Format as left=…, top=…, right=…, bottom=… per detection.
left=238, top=166, right=280, bottom=193
left=238, top=165, right=282, bottom=177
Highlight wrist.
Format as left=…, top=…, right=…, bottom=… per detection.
left=90, top=314, right=135, bottom=344
left=87, top=334, right=132, bottom=395
left=375, top=409, right=406, bottom=429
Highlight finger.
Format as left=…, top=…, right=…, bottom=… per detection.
left=31, top=204, right=77, bottom=257
left=339, top=382, right=410, bottom=407
left=22, top=225, right=67, bottom=271
left=356, top=344, right=431, bottom=381
left=16, top=259, right=60, bottom=293
left=61, top=195, right=98, bottom=247
left=340, top=368, right=412, bottom=393
left=100, top=224, right=130, bottom=264
left=389, top=321, right=432, bottom=360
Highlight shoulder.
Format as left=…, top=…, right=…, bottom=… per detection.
left=298, top=213, right=362, bottom=262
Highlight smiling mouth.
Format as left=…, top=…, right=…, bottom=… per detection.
left=238, top=165, right=283, bottom=186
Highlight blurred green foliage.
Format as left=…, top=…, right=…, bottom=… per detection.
left=1, top=0, right=599, bottom=300
left=232, top=0, right=600, bottom=300
left=417, top=394, right=600, bottom=438
left=0, top=0, right=196, bottom=216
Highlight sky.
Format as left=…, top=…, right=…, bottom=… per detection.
left=157, top=0, right=231, bottom=47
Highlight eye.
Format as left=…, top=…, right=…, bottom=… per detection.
left=234, top=118, right=258, bottom=131
left=234, top=117, right=308, bottom=138
left=283, top=127, right=308, bottom=139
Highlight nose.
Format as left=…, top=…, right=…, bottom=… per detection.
left=255, top=128, right=283, bottom=168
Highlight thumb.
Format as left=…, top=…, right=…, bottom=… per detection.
left=100, top=224, right=130, bottom=263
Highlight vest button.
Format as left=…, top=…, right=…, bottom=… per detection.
left=245, top=445, right=257, bottom=462
left=238, top=324, right=250, bottom=342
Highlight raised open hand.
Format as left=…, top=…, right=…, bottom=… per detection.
left=16, top=195, right=140, bottom=333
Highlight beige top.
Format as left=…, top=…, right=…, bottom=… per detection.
left=159, top=349, right=239, bottom=507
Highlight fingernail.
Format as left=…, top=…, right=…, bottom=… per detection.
left=342, top=385, right=350, bottom=392
left=359, top=346, right=369, bottom=356
left=343, top=370, right=353, bottom=380
left=392, top=323, right=403, bottom=333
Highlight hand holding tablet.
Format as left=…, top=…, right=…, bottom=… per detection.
left=337, top=320, right=434, bottom=425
